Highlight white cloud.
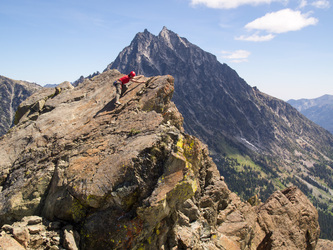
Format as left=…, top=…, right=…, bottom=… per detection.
left=221, top=50, right=251, bottom=62
left=236, top=33, right=275, bottom=41
left=245, top=8, right=318, bottom=34
left=190, top=0, right=285, bottom=9
left=299, top=0, right=308, bottom=8
left=311, top=0, right=330, bottom=8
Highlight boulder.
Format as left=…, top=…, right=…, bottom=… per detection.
left=0, top=215, right=74, bottom=249
left=254, top=186, right=320, bottom=249
left=0, top=233, right=25, bottom=250
left=317, top=239, right=333, bottom=250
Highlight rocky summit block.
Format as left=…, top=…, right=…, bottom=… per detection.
left=0, top=69, right=320, bottom=249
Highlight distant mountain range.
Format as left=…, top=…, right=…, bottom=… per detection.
left=106, top=27, right=333, bottom=239
left=288, top=95, right=333, bottom=134
left=43, top=84, right=58, bottom=88
left=0, top=76, right=42, bottom=137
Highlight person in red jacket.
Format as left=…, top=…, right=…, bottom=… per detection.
left=114, top=71, right=145, bottom=105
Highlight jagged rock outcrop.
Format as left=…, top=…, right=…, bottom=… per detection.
left=254, top=187, right=320, bottom=249
left=0, top=75, right=42, bottom=137
left=0, top=70, right=320, bottom=249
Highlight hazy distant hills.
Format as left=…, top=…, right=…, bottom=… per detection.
left=43, top=84, right=58, bottom=88
left=106, top=27, right=333, bottom=239
left=0, top=76, right=42, bottom=137
left=288, top=95, right=333, bottom=134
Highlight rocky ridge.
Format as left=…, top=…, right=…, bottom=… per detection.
left=0, top=75, right=42, bottom=137
left=0, top=69, right=321, bottom=249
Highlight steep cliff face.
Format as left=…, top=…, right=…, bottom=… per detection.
left=0, top=70, right=320, bottom=249
left=0, top=76, right=42, bottom=137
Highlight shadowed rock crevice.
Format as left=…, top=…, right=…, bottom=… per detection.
left=257, top=231, right=273, bottom=250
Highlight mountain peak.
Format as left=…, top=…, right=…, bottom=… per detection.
left=158, top=27, right=189, bottom=49
left=158, top=26, right=171, bottom=36
left=132, top=28, right=154, bottom=42
left=161, top=26, right=169, bottom=32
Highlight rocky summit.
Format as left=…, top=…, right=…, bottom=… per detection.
left=0, top=70, right=321, bottom=249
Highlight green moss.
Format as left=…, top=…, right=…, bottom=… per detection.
left=70, top=199, right=87, bottom=222
left=125, top=191, right=139, bottom=209
left=273, top=178, right=286, bottom=190
left=129, top=128, right=141, bottom=137
left=183, top=139, right=195, bottom=160
left=166, top=180, right=197, bottom=204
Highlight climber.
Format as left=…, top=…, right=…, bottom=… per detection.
left=113, top=71, right=145, bottom=105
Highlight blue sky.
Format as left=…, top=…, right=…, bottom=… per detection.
left=0, top=0, right=332, bottom=100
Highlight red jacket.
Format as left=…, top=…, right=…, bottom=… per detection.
left=119, top=75, right=131, bottom=84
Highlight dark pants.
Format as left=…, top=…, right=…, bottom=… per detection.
left=121, top=84, right=128, bottom=97
left=115, top=81, right=128, bottom=102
